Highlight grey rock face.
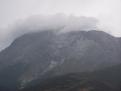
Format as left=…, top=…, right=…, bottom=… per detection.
left=0, top=30, right=120, bottom=88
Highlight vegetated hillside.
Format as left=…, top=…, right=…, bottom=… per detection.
left=21, top=64, right=121, bottom=91
left=0, top=30, right=120, bottom=90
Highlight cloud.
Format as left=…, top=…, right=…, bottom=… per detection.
left=0, top=0, right=120, bottom=36
left=0, top=14, right=98, bottom=51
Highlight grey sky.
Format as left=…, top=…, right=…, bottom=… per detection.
left=0, top=0, right=121, bottom=50
left=0, top=0, right=121, bottom=36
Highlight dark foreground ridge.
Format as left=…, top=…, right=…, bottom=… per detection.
left=22, top=64, right=121, bottom=91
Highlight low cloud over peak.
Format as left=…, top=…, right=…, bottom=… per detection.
left=0, top=14, right=98, bottom=51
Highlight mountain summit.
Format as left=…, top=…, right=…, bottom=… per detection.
left=0, top=30, right=120, bottom=90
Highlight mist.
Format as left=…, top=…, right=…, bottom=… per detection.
left=0, top=0, right=121, bottom=51
left=0, top=14, right=98, bottom=51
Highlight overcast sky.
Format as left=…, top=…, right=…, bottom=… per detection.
left=0, top=0, right=121, bottom=50
left=0, top=0, right=121, bottom=36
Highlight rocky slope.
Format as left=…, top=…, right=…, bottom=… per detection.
left=0, top=30, right=120, bottom=90
left=22, top=64, right=121, bottom=91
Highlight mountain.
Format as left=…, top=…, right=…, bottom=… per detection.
left=21, top=64, right=121, bottom=91
left=0, top=30, right=120, bottom=90
left=22, top=74, right=116, bottom=91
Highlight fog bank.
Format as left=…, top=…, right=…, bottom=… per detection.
left=0, top=15, right=98, bottom=51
